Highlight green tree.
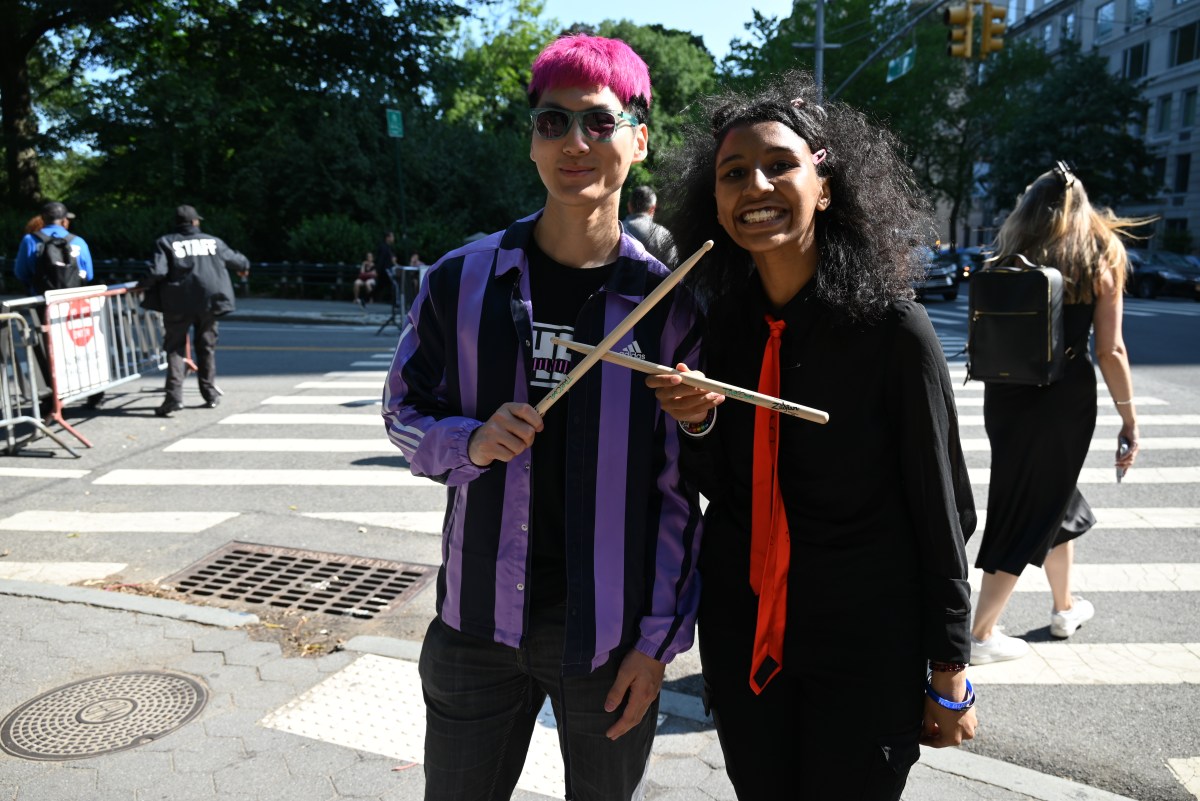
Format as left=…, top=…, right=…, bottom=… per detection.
left=976, top=41, right=1153, bottom=212
left=0, top=0, right=142, bottom=207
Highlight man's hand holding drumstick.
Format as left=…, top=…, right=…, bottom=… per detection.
left=645, top=364, right=725, bottom=424
left=468, top=402, right=543, bottom=467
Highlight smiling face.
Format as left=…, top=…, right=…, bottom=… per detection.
left=714, top=121, right=830, bottom=267
left=530, top=85, right=648, bottom=214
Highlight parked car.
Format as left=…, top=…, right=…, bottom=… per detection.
left=1126, top=249, right=1200, bottom=300
left=913, top=247, right=960, bottom=301
left=955, top=246, right=994, bottom=281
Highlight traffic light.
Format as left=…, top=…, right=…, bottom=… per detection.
left=981, top=2, right=1007, bottom=57
left=945, top=3, right=974, bottom=60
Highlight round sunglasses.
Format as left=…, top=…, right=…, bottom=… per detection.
left=529, top=108, right=639, bottom=142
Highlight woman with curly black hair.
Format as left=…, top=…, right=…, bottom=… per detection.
left=647, top=71, right=978, bottom=798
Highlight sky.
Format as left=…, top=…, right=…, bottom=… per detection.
left=537, top=0, right=797, bottom=63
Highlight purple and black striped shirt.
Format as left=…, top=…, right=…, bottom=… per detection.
left=382, top=211, right=704, bottom=674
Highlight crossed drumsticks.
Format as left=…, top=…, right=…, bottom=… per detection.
left=534, top=240, right=829, bottom=426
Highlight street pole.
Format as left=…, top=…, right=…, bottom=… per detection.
left=792, top=0, right=841, bottom=102
left=395, top=137, right=408, bottom=252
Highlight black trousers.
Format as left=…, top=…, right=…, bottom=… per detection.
left=162, top=313, right=219, bottom=405
left=698, top=599, right=925, bottom=801
left=418, top=605, right=656, bottom=801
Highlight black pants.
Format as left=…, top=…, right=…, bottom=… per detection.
left=162, top=313, right=219, bottom=405
left=418, top=606, right=656, bottom=801
left=699, top=604, right=924, bottom=801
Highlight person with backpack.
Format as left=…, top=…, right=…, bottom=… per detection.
left=11, top=201, right=94, bottom=405
left=141, top=205, right=249, bottom=418
left=13, top=201, right=93, bottom=295
left=967, top=164, right=1143, bottom=665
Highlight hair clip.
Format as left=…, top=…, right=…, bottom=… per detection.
left=791, top=98, right=806, bottom=109
left=812, top=148, right=828, bottom=166
left=1054, top=159, right=1076, bottom=188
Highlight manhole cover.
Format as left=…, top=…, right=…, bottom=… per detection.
left=0, top=671, right=207, bottom=761
left=164, top=542, right=435, bottom=620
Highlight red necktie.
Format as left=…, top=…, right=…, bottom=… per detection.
left=750, top=315, right=790, bottom=695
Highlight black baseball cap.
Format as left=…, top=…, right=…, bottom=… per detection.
left=40, top=201, right=75, bottom=222
left=175, top=204, right=204, bottom=224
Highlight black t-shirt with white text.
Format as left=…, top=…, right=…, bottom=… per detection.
left=525, top=238, right=615, bottom=608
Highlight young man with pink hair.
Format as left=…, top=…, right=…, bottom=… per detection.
left=382, top=35, right=703, bottom=800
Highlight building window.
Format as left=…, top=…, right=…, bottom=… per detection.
left=1170, top=21, right=1200, bottom=67
left=1096, top=2, right=1115, bottom=40
left=1062, top=11, right=1077, bottom=40
left=1158, top=95, right=1174, bottom=133
left=1124, top=43, right=1150, bottom=79
left=1043, top=23, right=1054, bottom=48
left=1185, top=89, right=1198, bottom=127
left=1152, top=157, right=1167, bottom=189
left=1175, top=154, right=1191, bottom=193
left=1127, top=0, right=1152, bottom=25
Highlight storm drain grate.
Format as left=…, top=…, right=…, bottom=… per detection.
left=0, top=671, right=207, bottom=761
left=164, top=542, right=435, bottom=619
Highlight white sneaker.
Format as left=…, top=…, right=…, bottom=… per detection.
left=1050, top=598, right=1094, bottom=639
left=970, top=629, right=1030, bottom=665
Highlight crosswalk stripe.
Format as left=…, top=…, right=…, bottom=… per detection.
left=93, top=469, right=427, bottom=487
left=303, top=511, right=443, bottom=533
left=969, top=564, right=1200, bottom=593
left=0, top=467, right=90, bottom=479
left=165, top=438, right=396, bottom=453
left=969, top=467, right=1200, bottom=484
left=959, top=414, right=1200, bottom=426
left=370, top=353, right=393, bottom=359
left=324, top=371, right=388, bottom=378
left=219, top=414, right=382, bottom=426
left=0, top=511, right=238, bottom=532
left=961, top=437, right=1200, bottom=451
left=261, top=396, right=379, bottom=405
left=0, top=562, right=127, bottom=584
left=953, top=396, right=1169, bottom=406
left=977, top=508, right=1200, bottom=529
left=351, top=361, right=387, bottom=367
left=296, top=381, right=384, bottom=389
left=967, top=642, right=1200, bottom=684
left=1167, top=758, right=1200, bottom=799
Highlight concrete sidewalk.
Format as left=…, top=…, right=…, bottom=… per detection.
left=0, top=580, right=1138, bottom=801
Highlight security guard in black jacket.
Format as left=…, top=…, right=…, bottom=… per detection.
left=142, top=205, right=249, bottom=417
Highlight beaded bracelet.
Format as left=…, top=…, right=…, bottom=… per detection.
left=678, top=407, right=717, bottom=438
left=925, top=676, right=975, bottom=711
left=929, top=660, right=968, bottom=673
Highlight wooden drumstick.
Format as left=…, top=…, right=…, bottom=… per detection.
left=552, top=337, right=829, bottom=425
left=534, top=240, right=713, bottom=416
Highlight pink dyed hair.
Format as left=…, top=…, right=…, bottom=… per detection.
left=528, top=34, right=652, bottom=112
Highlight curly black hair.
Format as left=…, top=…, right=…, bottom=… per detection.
left=658, top=71, right=935, bottom=323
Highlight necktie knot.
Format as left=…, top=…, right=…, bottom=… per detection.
left=765, top=315, right=787, bottom=340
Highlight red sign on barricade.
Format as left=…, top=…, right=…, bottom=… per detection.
left=45, top=287, right=111, bottom=396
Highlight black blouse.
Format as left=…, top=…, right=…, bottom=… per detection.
left=683, top=276, right=976, bottom=664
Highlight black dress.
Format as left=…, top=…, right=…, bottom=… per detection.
left=680, top=276, right=976, bottom=799
left=975, top=303, right=1098, bottom=575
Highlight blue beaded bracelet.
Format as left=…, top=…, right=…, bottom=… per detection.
left=925, top=676, right=975, bottom=711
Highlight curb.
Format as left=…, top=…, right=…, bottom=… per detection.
left=0, top=578, right=259, bottom=627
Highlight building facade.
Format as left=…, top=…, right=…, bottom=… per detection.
left=997, top=0, right=1200, bottom=250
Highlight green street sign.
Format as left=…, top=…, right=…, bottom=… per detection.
left=386, top=108, right=404, bottom=139
left=887, top=47, right=916, bottom=83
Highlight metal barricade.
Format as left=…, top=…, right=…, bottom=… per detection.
left=0, top=312, right=81, bottom=457
left=2, top=282, right=165, bottom=452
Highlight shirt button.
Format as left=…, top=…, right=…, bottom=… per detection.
left=524, top=462, right=531, bottom=470
left=520, top=524, right=528, bottom=531
left=525, top=340, right=532, bottom=347
left=516, top=583, right=525, bottom=591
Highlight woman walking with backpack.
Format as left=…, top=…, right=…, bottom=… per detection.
left=969, top=164, right=1143, bottom=665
